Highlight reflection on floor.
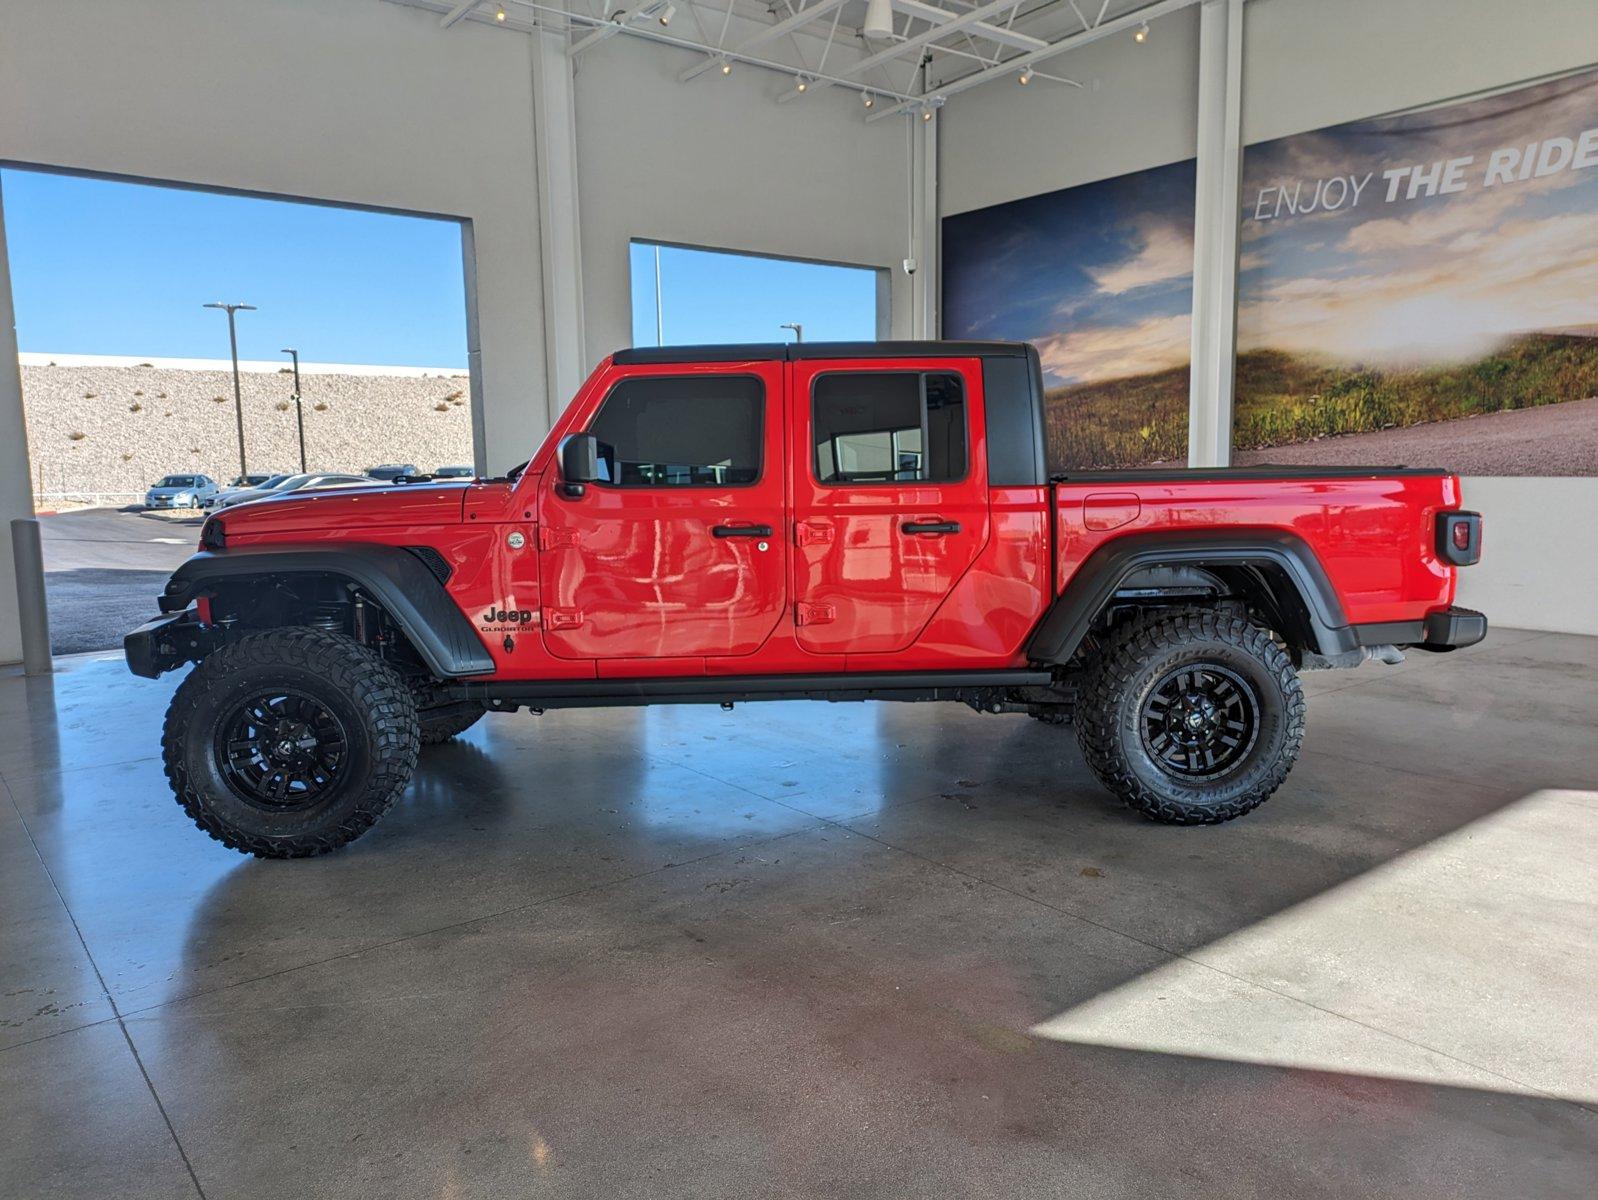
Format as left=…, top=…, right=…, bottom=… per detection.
left=2, top=629, right=1595, bottom=1198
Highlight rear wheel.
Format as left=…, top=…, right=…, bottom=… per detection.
left=1074, top=608, right=1304, bottom=824
left=162, top=628, right=420, bottom=857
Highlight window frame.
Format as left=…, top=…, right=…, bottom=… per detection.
left=809, top=367, right=971, bottom=488
left=583, top=371, right=768, bottom=491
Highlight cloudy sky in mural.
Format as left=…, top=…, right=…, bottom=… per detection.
left=1238, top=69, right=1598, bottom=363
left=941, top=159, right=1196, bottom=388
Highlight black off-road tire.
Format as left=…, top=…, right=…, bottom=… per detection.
left=419, top=702, right=486, bottom=745
left=1074, top=608, right=1305, bottom=825
left=162, top=628, right=420, bottom=858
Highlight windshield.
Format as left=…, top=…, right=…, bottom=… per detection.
left=257, top=475, right=293, bottom=489
left=157, top=476, right=198, bottom=488
left=275, top=474, right=317, bottom=491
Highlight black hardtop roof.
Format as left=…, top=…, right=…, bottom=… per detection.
left=611, top=340, right=1033, bottom=366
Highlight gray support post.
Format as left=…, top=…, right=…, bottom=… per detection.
left=1187, top=0, right=1246, bottom=467
left=10, top=519, right=51, bottom=675
left=0, top=178, right=40, bottom=667
left=532, top=29, right=588, bottom=425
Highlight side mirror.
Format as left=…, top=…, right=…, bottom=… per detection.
left=560, top=433, right=601, bottom=497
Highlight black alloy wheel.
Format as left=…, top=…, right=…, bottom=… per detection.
left=1138, top=663, right=1260, bottom=781
left=217, top=690, right=351, bottom=810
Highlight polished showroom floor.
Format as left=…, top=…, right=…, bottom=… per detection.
left=3, top=628, right=1595, bottom=1199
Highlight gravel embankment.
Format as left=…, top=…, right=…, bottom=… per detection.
left=23, top=363, right=474, bottom=501
left=1235, top=396, right=1598, bottom=476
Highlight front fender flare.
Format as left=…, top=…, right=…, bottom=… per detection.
left=1027, top=529, right=1355, bottom=664
left=158, top=544, right=495, bottom=678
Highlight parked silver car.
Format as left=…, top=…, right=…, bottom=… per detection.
left=212, top=472, right=373, bottom=510
left=144, top=474, right=220, bottom=510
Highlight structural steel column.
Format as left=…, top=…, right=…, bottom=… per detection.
left=532, top=28, right=588, bottom=424
left=910, top=110, right=940, bottom=339
left=1187, top=0, right=1245, bottom=466
left=0, top=181, right=39, bottom=667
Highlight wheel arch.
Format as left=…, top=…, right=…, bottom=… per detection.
left=1027, top=529, right=1354, bottom=665
left=158, top=544, right=494, bottom=678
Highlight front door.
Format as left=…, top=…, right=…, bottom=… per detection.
left=536, top=363, right=787, bottom=661
left=790, top=359, right=990, bottom=654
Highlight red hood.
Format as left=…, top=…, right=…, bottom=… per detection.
left=216, top=481, right=471, bottom=538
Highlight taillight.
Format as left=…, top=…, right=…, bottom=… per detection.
left=1436, top=511, right=1481, bottom=566
left=199, top=515, right=226, bottom=551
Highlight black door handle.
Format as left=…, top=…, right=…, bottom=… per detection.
left=712, top=524, right=773, bottom=538
left=902, top=521, right=960, bottom=535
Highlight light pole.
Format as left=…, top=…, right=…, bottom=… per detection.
left=780, top=322, right=804, bottom=343
left=280, top=348, right=307, bottom=474
left=203, top=302, right=256, bottom=480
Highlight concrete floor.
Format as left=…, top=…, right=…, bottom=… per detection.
left=2, top=629, right=1595, bottom=1199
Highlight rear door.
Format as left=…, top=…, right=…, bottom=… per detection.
left=790, top=358, right=990, bottom=654
left=536, top=363, right=787, bottom=661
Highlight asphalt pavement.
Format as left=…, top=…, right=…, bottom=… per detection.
left=39, top=507, right=200, bottom=655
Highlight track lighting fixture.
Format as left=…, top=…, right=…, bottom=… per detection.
left=1133, top=21, right=1149, bottom=43
left=658, top=2, right=675, bottom=26
left=495, top=4, right=507, bottom=21
left=720, top=59, right=732, bottom=76
left=1018, top=67, right=1033, bottom=85
left=922, top=107, right=933, bottom=122
left=862, top=92, right=875, bottom=109
left=795, top=77, right=808, bottom=93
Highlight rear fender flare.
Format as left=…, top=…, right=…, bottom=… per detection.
left=158, top=545, right=494, bottom=678
left=1027, top=530, right=1354, bottom=663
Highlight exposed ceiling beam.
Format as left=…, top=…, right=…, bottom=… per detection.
left=869, top=0, right=1204, bottom=119
left=438, top=0, right=481, bottom=27
left=795, top=0, right=1027, bottom=99
left=889, top=0, right=1047, bottom=52
left=679, top=0, right=850, bottom=82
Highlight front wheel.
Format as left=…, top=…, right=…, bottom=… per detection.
left=162, top=628, right=421, bottom=857
left=1074, top=608, right=1305, bottom=824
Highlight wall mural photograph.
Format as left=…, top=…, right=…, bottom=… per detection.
left=942, top=159, right=1197, bottom=470
left=942, top=66, right=1598, bottom=476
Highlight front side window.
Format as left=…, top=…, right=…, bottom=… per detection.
left=812, top=371, right=966, bottom=484
left=588, top=375, right=763, bottom=487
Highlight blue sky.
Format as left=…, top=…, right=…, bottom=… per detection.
left=2, top=168, right=470, bottom=366
left=630, top=241, right=879, bottom=346
left=941, top=158, right=1197, bottom=388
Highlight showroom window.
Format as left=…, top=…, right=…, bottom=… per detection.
left=812, top=372, right=966, bottom=484
left=587, top=375, right=764, bottom=487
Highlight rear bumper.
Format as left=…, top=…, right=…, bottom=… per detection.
left=1420, top=605, right=1488, bottom=652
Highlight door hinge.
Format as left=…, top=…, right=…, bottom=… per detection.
left=539, top=527, right=579, bottom=551
left=543, top=607, right=584, bottom=630
left=795, top=601, right=836, bottom=626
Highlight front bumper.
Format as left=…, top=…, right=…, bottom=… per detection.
left=1420, top=605, right=1488, bottom=652
left=125, top=611, right=217, bottom=678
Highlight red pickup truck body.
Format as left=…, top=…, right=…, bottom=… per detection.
left=182, top=345, right=1468, bottom=682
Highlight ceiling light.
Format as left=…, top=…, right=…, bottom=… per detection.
left=1133, top=21, right=1149, bottom=43
left=796, top=78, right=808, bottom=93
left=862, top=92, right=874, bottom=109
left=863, top=0, right=894, bottom=42
left=720, top=59, right=732, bottom=76
left=495, top=4, right=507, bottom=21
left=921, top=107, right=933, bottom=122
left=1018, top=67, right=1033, bottom=85
left=658, top=2, right=675, bottom=25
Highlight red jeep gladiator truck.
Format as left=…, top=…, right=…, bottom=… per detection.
left=126, top=341, right=1485, bottom=857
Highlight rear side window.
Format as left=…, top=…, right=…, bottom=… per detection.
left=812, top=371, right=966, bottom=484
left=588, top=375, right=763, bottom=487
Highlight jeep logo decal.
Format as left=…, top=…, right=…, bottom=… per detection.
left=481, top=608, right=534, bottom=625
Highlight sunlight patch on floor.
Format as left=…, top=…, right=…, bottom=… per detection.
left=1032, top=789, right=1598, bottom=1103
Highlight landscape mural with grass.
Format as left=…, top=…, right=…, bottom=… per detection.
left=944, top=68, right=1598, bottom=477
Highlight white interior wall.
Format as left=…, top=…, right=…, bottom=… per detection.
left=939, top=0, right=1598, bottom=635
left=573, top=32, right=914, bottom=357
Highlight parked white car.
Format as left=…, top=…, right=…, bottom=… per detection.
left=144, top=474, right=220, bottom=510
left=211, top=472, right=373, bottom=510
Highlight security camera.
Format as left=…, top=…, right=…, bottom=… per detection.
left=903, top=257, right=918, bottom=276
